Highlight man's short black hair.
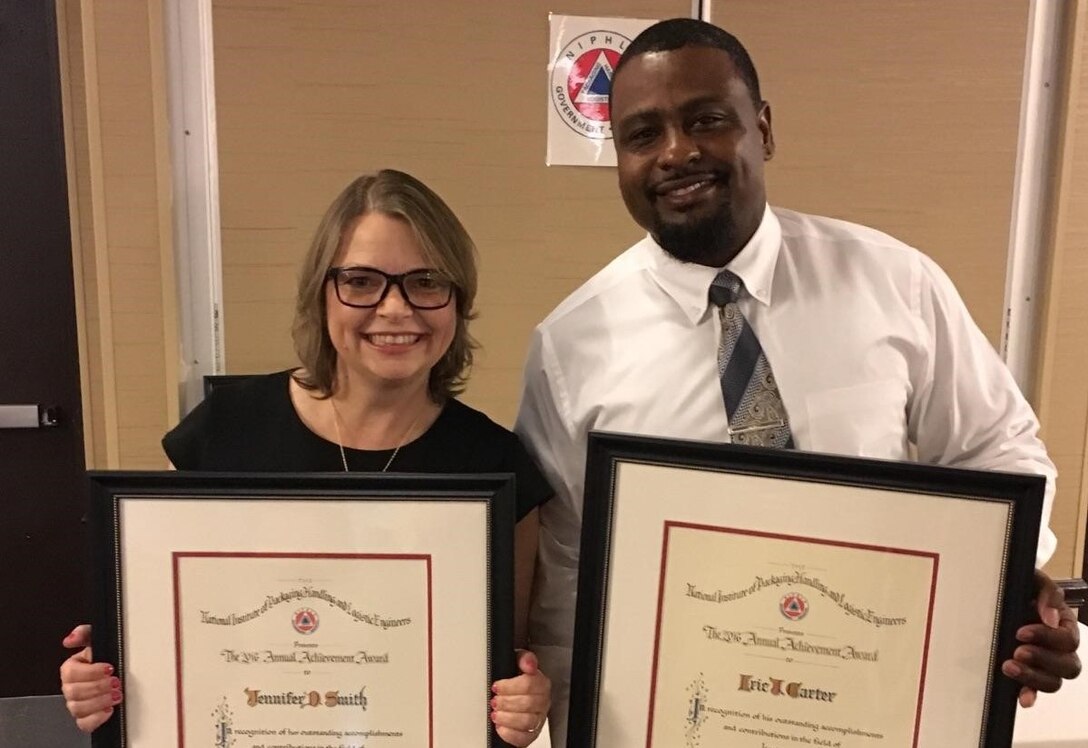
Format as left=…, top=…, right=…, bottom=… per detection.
left=612, top=18, right=762, bottom=107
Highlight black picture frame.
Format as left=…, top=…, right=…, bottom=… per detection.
left=569, top=431, right=1044, bottom=748
left=88, top=471, right=517, bottom=748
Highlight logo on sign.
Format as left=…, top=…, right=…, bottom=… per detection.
left=550, top=31, right=631, bottom=140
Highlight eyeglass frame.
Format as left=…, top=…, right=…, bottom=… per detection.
left=325, top=265, right=457, bottom=310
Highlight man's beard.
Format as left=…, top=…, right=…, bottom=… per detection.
left=651, top=204, right=738, bottom=266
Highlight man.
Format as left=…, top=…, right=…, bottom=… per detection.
left=516, top=18, right=1081, bottom=746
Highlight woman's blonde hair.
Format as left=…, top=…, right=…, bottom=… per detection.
left=292, top=169, right=478, bottom=401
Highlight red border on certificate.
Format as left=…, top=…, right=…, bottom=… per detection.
left=644, top=521, right=939, bottom=748
left=171, top=551, right=433, bottom=747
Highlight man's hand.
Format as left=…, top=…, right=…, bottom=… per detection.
left=1001, top=570, right=1081, bottom=707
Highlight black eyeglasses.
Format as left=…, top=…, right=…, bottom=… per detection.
left=325, top=266, right=456, bottom=310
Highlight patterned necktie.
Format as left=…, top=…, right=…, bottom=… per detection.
left=709, top=270, right=794, bottom=448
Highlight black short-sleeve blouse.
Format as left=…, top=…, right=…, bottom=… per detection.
left=162, top=370, right=552, bottom=520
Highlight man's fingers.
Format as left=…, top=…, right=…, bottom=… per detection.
left=1017, top=622, right=1080, bottom=654
left=1013, top=643, right=1082, bottom=681
left=1002, top=658, right=1063, bottom=694
left=1032, top=571, right=1064, bottom=628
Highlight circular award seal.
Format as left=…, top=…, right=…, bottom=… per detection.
left=550, top=30, right=631, bottom=140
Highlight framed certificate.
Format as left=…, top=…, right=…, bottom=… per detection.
left=88, top=472, right=517, bottom=748
left=569, top=432, right=1045, bottom=748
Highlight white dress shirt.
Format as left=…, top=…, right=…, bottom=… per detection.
left=515, top=205, right=1057, bottom=747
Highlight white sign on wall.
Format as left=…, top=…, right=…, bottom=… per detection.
left=546, top=14, right=657, bottom=167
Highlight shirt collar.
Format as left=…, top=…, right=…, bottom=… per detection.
left=646, top=204, right=783, bottom=325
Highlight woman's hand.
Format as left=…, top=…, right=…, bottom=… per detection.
left=491, top=649, right=551, bottom=746
left=59, top=625, right=122, bottom=733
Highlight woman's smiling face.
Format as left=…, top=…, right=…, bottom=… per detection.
left=325, top=211, right=456, bottom=392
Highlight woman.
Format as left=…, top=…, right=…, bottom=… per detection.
left=59, top=169, right=552, bottom=745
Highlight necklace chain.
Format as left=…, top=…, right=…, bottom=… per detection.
left=330, top=398, right=422, bottom=473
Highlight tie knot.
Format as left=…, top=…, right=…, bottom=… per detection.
left=708, top=270, right=743, bottom=307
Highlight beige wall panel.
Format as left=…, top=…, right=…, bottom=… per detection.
left=93, top=0, right=172, bottom=468
left=100, top=174, right=158, bottom=209
left=214, top=0, right=689, bottom=423
left=709, top=1, right=1025, bottom=342
left=61, top=0, right=112, bottom=468
left=117, top=426, right=169, bottom=465
left=104, top=208, right=159, bottom=251
left=62, top=0, right=177, bottom=468
left=114, top=385, right=173, bottom=428
left=1038, top=4, right=1088, bottom=578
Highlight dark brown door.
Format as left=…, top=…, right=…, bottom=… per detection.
left=0, top=1, right=90, bottom=696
